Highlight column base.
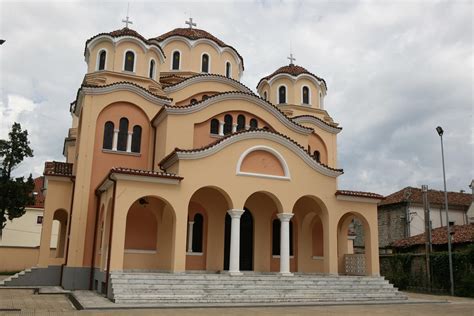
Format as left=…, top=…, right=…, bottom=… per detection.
left=279, top=272, right=294, bottom=276
left=228, top=271, right=243, bottom=276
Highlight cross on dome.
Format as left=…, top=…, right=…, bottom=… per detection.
left=185, top=17, right=197, bottom=29
left=122, top=4, right=133, bottom=28
left=287, top=53, right=296, bottom=65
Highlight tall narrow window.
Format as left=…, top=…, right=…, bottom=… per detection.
left=124, top=51, right=135, bottom=72
left=225, top=62, right=231, bottom=78
left=192, top=213, right=203, bottom=253
left=237, top=115, right=245, bottom=131
left=98, top=50, right=106, bottom=71
left=278, top=86, right=286, bottom=104
left=131, top=125, right=142, bottom=153
left=103, top=121, right=114, bottom=149
left=172, top=51, right=180, bottom=70
left=263, top=91, right=267, bottom=100
left=149, top=60, right=155, bottom=79
left=249, top=118, right=258, bottom=129
left=201, top=54, right=209, bottom=73
left=314, top=150, right=321, bottom=163
left=202, top=95, right=209, bottom=101
left=117, top=118, right=129, bottom=151
left=224, top=114, right=233, bottom=135
left=302, top=86, right=310, bottom=104
left=210, top=119, right=219, bottom=134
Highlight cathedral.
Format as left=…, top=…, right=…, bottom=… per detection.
left=24, top=19, right=384, bottom=297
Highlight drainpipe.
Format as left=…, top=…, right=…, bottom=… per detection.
left=89, top=191, right=101, bottom=290
left=60, top=177, right=76, bottom=286
left=404, top=188, right=412, bottom=238
left=105, top=174, right=117, bottom=297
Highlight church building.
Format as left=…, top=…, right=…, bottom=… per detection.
left=14, top=19, right=385, bottom=297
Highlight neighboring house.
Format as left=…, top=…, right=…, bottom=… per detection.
left=0, top=176, right=58, bottom=272
left=0, top=177, right=58, bottom=247
left=377, top=186, right=471, bottom=252
left=391, top=224, right=474, bottom=253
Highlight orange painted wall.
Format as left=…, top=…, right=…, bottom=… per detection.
left=185, top=202, right=207, bottom=270
left=240, top=150, right=285, bottom=176
left=312, top=216, right=324, bottom=256
left=83, top=102, right=152, bottom=265
left=175, top=91, right=220, bottom=106
left=124, top=203, right=158, bottom=250
left=308, top=133, right=328, bottom=165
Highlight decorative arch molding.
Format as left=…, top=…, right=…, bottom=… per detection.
left=74, top=82, right=172, bottom=116
left=236, top=145, right=291, bottom=180
left=159, top=129, right=343, bottom=177
left=85, top=35, right=166, bottom=64
left=164, top=74, right=253, bottom=94
left=292, top=115, right=342, bottom=134
left=153, top=92, right=313, bottom=135
left=158, top=36, right=244, bottom=78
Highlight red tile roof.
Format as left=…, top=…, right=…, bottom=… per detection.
left=257, top=64, right=327, bottom=89
left=392, top=224, right=474, bottom=248
left=111, top=167, right=183, bottom=180
left=26, top=177, right=45, bottom=209
left=154, top=28, right=244, bottom=69
left=380, top=186, right=472, bottom=208
left=335, top=190, right=384, bottom=200
left=292, top=114, right=342, bottom=130
left=84, top=27, right=165, bottom=57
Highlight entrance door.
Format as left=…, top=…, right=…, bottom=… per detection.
left=223, top=208, right=254, bottom=271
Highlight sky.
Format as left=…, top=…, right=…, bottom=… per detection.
left=0, top=0, right=472, bottom=196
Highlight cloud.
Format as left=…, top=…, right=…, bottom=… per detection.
left=0, top=0, right=472, bottom=195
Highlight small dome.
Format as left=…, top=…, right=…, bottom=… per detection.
left=154, top=28, right=244, bottom=69
left=258, top=64, right=326, bottom=89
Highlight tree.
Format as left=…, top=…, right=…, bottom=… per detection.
left=0, top=122, right=34, bottom=237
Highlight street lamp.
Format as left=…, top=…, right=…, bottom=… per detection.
left=436, top=126, right=454, bottom=296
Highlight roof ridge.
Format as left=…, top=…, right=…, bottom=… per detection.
left=163, top=73, right=253, bottom=92
left=81, top=81, right=172, bottom=101
left=292, top=114, right=343, bottom=130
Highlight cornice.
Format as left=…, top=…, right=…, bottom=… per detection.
left=163, top=74, right=253, bottom=94
left=292, top=115, right=342, bottom=134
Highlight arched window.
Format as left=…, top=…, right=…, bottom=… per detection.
left=190, top=98, right=198, bottom=104
left=224, top=114, right=233, bottom=135
left=249, top=118, right=258, bottom=129
left=103, top=121, right=114, bottom=149
left=117, top=117, right=129, bottom=151
left=314, top=150, right=321, bottom=163
left=237, top=115, right=245, bottom=131
left=210, top=119, right=219, bottom=134
left=263, top=91, right=267, bottom=100
left=149, top=59, right=155, bottom=79
left=98, top=50, right=106, bottom=71
left=124, top=51, right=135, bottom=72
left=302, top=86, right=310, bottom=105
left=172, top=51, right=180, bottom=70
left=201, top=53, right=209, bottom=73
left=278, top=86, right=286, bottom=104
left=225, top=62, right=231, bottom=78
left=202, top=95, right=209, bottom=101
left=131, top=125, right=142, bottom=153
left=272, top=218, right=294, bottom=256
left=192, top=213, right=203, bottom=253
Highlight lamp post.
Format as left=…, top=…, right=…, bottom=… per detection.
left=436, top=126, right=454, bottom=296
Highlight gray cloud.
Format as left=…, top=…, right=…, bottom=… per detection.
left=0, top=0, right=472, bottom=195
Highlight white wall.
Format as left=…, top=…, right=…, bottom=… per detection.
left=0, top=208, right=58, bottom=247
left=409, top=205, right=467, bottom=237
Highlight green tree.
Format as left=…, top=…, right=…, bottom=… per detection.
left=0, top=122, right=34, bottom=237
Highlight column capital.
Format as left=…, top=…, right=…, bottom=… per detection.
left=188, top=221, right=194, bottom=225
left=127, top=131, right=133, bottom=135
left=277, top=213, right=294, bottom=222
left=227, top=209, right=244, bottom=219
left=114, top=129, right=120, bottom=132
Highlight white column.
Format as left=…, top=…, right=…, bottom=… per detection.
left=187, top=221, right=194, bottom=253
left=227, top=209, right=244, bottom=275
left=112, top=129, right=119, bottom=151
left=218, top=121, right=225, bottom=136
left=277, top=213, right=294, bottom=276
left=232, top=123, right=238, bottom=133
left=245, top=125, right=250, bottom=130
left=126, top=131, right=133, bottom=152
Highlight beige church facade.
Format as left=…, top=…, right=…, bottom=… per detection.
left=30, top=21, right=383, bottom=295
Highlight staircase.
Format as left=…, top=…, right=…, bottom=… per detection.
left=0, top=266, right=61, bottom=287
left=109, top=272, right=407, bottom=305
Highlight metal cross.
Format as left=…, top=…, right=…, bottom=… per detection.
left=122, top=4, right=133, bottom=28
left=185, top=17, right=197, bottom=29
left=287, top=53, right=296, bottom=65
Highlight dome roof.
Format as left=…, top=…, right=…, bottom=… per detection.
left=154, top=28, right=244, bottom=69
left=84, top=27, right=164, bottom=57
left=257, top=64, right=327, bottom=89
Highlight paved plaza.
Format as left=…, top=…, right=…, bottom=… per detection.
left=0, top=288, right=473, bottom=315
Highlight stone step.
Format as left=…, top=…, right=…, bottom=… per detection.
left=112, top=289, right=400, bottom=296
left=110, top=279, right=390, bottom=286
left=111, top=284, right=395, bottom=291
